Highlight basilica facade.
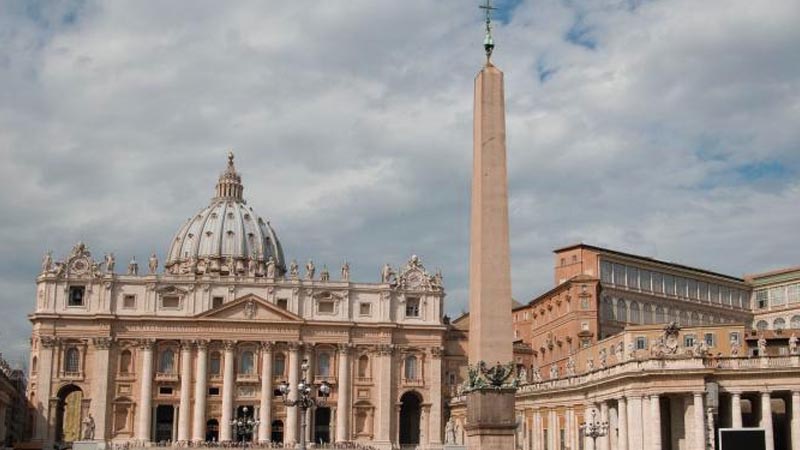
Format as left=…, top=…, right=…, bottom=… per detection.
left=27, top=154, right=447, bottom=449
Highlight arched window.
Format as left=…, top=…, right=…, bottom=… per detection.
left=317, top=353, right=331, bottom=377
left=655, top=306, right=665, bottom=323
left=357, top=355, right=370, bottom=378
left=273, top=353, right=286, bottom=377
left=31, top=356, right=38, bottom=374
left=756, top=320, right=768, bottom=331
left=64, top=347, right=80, bottom=373
left=629, top=302, right=640, bottom=324
left=602, top=298, right=613, bottom=320
left=209, top=351, right=221, bottom=375
left=642, top=304, right=653, bottom=325
left=404, top=355, right=418, bottom=380
left=240, top=351, right=255, bottom=374
left=119, top=350, right=133, bottom=374
left=159, top=349, right=175, bottom=373
left=773, top=318, right=786, bottom=331
left=616, top=300, right=627, bottom=323
left=791, top=315, right=800, bottom=329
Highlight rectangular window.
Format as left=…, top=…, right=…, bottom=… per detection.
left=788, top=284, right=800, bottom=304
left=161, top=296, right=180, bottom=309
left=704, top=333, right=715, bottom=347
left=359, top=302, right=371, bottom=316
left=636, top=336, right=647, bottom=350
left=405, top=298, right=421, bottom=317
left=277, top=298, right=288, bottom=310
left=684, top=334, right=695, bottom=348
left=613, top=264, right=626, bottom=286
left=663, top=275, right=675, bottom=296
left=68, top=286, right=85, bottom=307
left=639, top=270, right=652, bottom=291
left=627, top=266, right=639, bottom=289
left=212, top=296, right=224, bottom=309
left=698, top=282, right=709, bottom=301
left=318, top=300, right=335, bottom=314
left=710, top=285, right=720, bottom=303
left=721, top=287, right=731, bottom=306
left=687, top=279, right=698, bottom=299
left=122, top=294, right=136, bottom=309
left=158, top=386, right=173, bottom=395
left=730, top=332, right=739, bottom=345
left=756, top=290, right=767, bottom=309
left=208, top=387, right=220, bottom=396
left=652, top=272, right=664, bottom=294
left=676, top=277, right=687, bottom=298
left=770, top=287, right=786, bottom=307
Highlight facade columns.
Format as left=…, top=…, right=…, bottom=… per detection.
left=220, top=341, right=236, bottom=442
left=585, top=406, right=596, bottom=450
left=285, top=341, right=302, bottom=445
left=304, top=345, right=314, bottom=444
left=375, top=344, right=394, bottom=445
left=791, top=391, right=800, bottom=450
left=35, top=337, right=55, bottom=440
left=649, top=394, right=661, bottom=450
left=617, top=397, right=628, bottom=450
left=641, top=397, right=650, bottom=450
left=567, top=407, right=577, bottom=450
left=177, top=340, right=193, bottom=442
left=693, top=393, right=705, bottom=450
left=258, top=342, right=273, bottom=443
left=731, top=392, right=742, bottom=429
left=429, top=347, right=444, bottom=445
left=761, top=392, right=774, bottom=450
left=90, top=337, right=112, bottom=440
left=532, top=410, right=542, bottom=450
left=335, top=343, right=351, bottom=442
left=135, top=339, right=155, bottom=442
left=627, top=396, right=643, bottom=450
left=192, top=340, right=208, bottom=442
left=599, top=402, right=610, bottom=450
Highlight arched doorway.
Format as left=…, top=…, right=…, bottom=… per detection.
left=205, top=419, right=219, bottom=442
left=399, top=391, right=422, bottom=445
left=314, top=407, right=331, bottom=444
left=55, top=384, right=83, bottom=443
left=271, top=419, right=284, bottom=444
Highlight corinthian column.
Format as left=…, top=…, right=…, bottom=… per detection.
left=285, top=341, right=302, bottom=445
left=192, top=340, right=209, bottom=442
left=35, top=337, right=55, bottom=441
left=375, top=344, right=395, bottom=446
left=336, top=343, right=352, bottom=442
left=177, top=340, right=193, bottom=442
left=761, top=392, right=774, bottom=450
left=429, top=346, right=444, bottom=445
left=136, top=339, right=155, bottom=443
left=220, top=340, right=236, bottom=442
left=90, top=337, right=113, bottom=440
left=693, top=393, right=706, bottom=450
left=258, top=342, right=273, bottom=443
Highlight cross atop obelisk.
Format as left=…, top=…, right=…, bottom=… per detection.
left=464, top=1, right=517, bottom=449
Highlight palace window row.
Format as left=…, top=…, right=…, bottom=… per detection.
left=754, top=315, right=800, bottom=331
left=754, top=283, right=800, bottom=310
left=600, top=261, right=749, bottom=309
left=602, top=297, right=737, bottom=327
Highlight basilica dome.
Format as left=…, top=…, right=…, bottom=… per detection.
left=165, top=153, right=286, bottom=276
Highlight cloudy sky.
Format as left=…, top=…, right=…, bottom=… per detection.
left=1, top=0, right=798, bottom=366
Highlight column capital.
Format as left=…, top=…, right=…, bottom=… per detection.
left=39, top=335, right=56, bottom=348
left=180, top=340, right=194, bottom=351
left=137, top=338, right=156, bottom=350
left=430, top=346, right=445, bottom=359
left=287, top=341, right=304, bottom=352
left=223, top=340, right=237, bottom=351
left=92, top=337, right=114, bottom=349
left=377, top=344, right=395, bottom=356
left=261, top=341, right=274, bottom=352
left=195, top=339, right=209, bottom=350
left=337, top=342, right=353, bottom=354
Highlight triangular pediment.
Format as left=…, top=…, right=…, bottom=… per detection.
left=197, top=294, right=302, bottom=322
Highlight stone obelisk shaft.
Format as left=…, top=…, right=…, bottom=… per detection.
left=468, top=62, right=513, bottom=365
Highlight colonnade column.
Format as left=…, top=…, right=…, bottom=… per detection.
left=731, top=392, right=742, bottom=429
left=335, top=343, right=352, bottom=442
left=258, top=342, right=273, bottom=443
left=375, top=344, right=395, bottom=445
left=90, top=337, right=112, bottom=440
left=429, top=346, right=443, bottom=445
left=627, top=396, right=643, bottom=450
left=192, top=340, right=208, bottom=442
left=34, top=337, right=55, bottom=440
left=599, top=402, right=610, bottom=450
left=532, top=410, right=542, bottom=450
left=177, top=340, right=193, bottom=442
left=136, top=339, right=155, bottom=443
left=650, top=394, right=661, bottom=450
left=791, top=391, right=800, bottom=450
left=617, top=397, right=628, bottom=450
left=285, top=341, right=302, bottom=445
left=693, top=393, right=705, bottom=450
left=584, top=405, right=595, bottom=450
left=304, top=344, right=315, bottom=444
left=220, top=340, right=236, bottom=442
left=761, top=392, right=774, bottom=450
left=641, top=397, right=650, bottom=450
left=566, top=407, right=576, bottom=450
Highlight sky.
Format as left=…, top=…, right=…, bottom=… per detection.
left=1, top=0, right=799, bottom=367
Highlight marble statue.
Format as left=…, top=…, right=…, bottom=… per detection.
left=730, top=342, right=741, bottom=357
left=758, top=335, right=767, bottom=356
left=289, top=260, right=299, bottom=279
left=566, top=356, right=576, bottom=377
left=320, top=265, right=330, bottom=282
left=105, top=253, right=115, bottom=273
left=381, top=263, right=395, bottom=284
left=341, top=261, right=350, bottom=281
left=518, top=366, right=527, bottom=384
left=549, top=364, right=559, bottom=380
left=128, top=257, right=139, bottom=275
left=41, top=251, right=53, bottom=273
left=598, top=348, right=607, bottom=368
left=148, top=253, right=158, bottom=274
left=306, top=260, right=315, bottom=280
left=627, top=342, right=636, bottom=360
left=82, top=414, right=95, bottom=440
left=445, top=417, right=457, bottom=444
left=587, top=358, right=594, bottom=371
left=789, top=333, right=798, bottom=355
left=266, top=256, right=276, bottom=279
left=532, top=366, right=542, bottom=383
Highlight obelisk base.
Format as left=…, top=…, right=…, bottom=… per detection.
left=465, top=388, right=516, bottom=450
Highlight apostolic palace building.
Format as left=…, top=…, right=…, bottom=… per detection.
left=28, top=154, right=447, bottom=449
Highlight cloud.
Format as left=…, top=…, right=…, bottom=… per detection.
left=0, top=0, right=798, bottom=366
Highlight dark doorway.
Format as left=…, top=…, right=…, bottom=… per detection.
left=206, top=419, right=219, bottom=442
left=54, top=384, right=83, bottom=443
left=155, top=405, right=175, bottom=443
left=399, top=391, right=422, bottom=445
left=271, top=419, right=284, bottom=444
left=314, top=407, right=331, bottom=444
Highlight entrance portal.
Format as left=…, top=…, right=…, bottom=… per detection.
left=154, top=405, right=175, bottom=443
left=314, top=407, right=331, bottom=444
left=206, top=419, right=219, bottom=442
left=399, top=391, right=422, bottom=445
left=54, top=384, right=83, bottom=443
left=271, top=420, right=284, bottom=443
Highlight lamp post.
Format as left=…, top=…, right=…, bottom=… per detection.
left=278, top=358, right=331, bottom=450
left=580, top=407, right=608, bottom=449
left=230, top=406, right=260, bottom=443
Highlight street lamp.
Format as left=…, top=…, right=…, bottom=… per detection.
left=230, top=405, right=260, bottom=442
left=278, top=358, right=332, bottom=450
left=580, top=407, right=608, bottom=448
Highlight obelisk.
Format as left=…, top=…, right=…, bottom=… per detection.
left=465, top=1, right=517, bottom=449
